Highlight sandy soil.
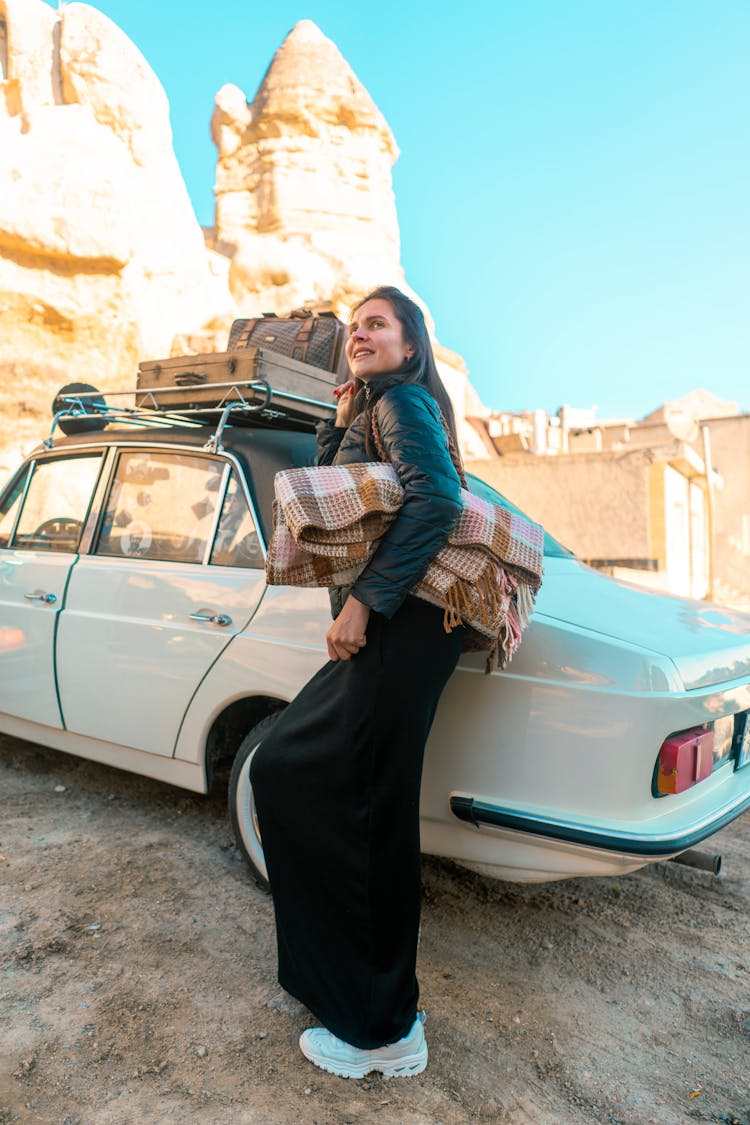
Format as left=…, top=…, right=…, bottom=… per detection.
left=1, top=733, right=749, bottom=1125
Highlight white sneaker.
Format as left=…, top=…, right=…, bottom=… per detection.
left=299, top=1011, right=427, bottom=1079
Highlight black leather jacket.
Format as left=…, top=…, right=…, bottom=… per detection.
left=315, top=375, right=463, bottom=619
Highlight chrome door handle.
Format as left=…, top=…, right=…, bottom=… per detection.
left=24, top=592, right=57, bottom=604
left=189, top=612, right=232, bottom=627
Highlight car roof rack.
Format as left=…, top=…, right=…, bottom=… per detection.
left=44, top=378, right=336, bottom=453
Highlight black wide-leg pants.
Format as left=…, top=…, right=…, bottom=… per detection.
left=250, top=596, right=462, bottom=1050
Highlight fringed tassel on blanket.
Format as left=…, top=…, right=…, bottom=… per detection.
left=481, top=596, right=526, bottom=674
left=439, top=566, right=538, bottom=675
left=442, top=577, right=475, bottom=634
left=514, top=582, right=537, bottom=631
left=441, top=567, right=514, bottom=637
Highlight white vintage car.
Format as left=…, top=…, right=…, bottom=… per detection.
left=1, top=409, right=749, bottom=885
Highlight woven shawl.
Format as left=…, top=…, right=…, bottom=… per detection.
left=265, top=461, right=544, bottom=671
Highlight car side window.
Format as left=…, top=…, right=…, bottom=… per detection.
left=11, top=455, right=102, bottom=553
left=210, top=470, right=264, bottom=569
left=96, top=451, right=224, bottom=564
left=0, top=466, right=30, bottom=549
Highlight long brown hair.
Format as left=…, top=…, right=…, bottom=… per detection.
left=351, top=286, right=465, bottom=485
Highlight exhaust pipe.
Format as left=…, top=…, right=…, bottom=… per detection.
left=669, top=849, right=722, bottom=876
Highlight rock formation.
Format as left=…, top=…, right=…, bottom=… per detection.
left=209, top=20, right=488, bottom=458
left=0, top=6, right=487, bottom=465
left=211, top=20, right=403, bottom=314
left=0, top=0, right=227, bottom=429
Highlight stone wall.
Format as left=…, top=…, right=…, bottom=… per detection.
left=468, top=449, right=653, bottom=561
left=692, top=415, right=750, bottom=595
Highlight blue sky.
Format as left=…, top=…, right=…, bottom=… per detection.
left=87, top=0, right=749, bottom=419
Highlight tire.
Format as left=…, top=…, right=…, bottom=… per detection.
left=228, top=712, right=282, bottom=890
left=52, top=382, right=108, bottom=435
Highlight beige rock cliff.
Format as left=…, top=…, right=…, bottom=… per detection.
left=0, top=0, right=226, bottom=425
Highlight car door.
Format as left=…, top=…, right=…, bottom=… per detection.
left=0, top=452, right=104, bottom=727
left=56, top=447, right=267, bottom=756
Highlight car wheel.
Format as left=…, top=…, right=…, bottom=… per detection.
left=228, top=712, right=282, bottom=890
left=52, top=382, right=108, bottom=435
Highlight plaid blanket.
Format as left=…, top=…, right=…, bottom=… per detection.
left=266, top=462, right=544, bottom=670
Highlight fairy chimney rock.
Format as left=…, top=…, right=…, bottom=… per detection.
left=210, top=20, right=487, bottom=457
left=213, top=20, right=403, bottom=307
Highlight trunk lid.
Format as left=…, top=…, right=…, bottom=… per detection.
left=536, top=560, right=750, bottom=690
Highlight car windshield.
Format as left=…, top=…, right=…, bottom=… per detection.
left=466, top=473, right=573, bottom=559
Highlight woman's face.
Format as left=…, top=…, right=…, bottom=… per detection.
left=345, top=298, right=414, bottom=382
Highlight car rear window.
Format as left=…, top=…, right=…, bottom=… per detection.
left=466, top=474, right=572, bottom=559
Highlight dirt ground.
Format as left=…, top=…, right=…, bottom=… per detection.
left=1, top=734, right=749, bottom=1125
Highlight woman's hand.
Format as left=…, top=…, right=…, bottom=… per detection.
left=333, top=380, right=358, bottom=428
left=326, top=594, right=370, bottom=662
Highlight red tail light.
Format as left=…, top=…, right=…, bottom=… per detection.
left=656, top=727, right=714, bottom=795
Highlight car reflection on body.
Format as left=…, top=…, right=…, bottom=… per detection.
left=1, top=413, right=749, bottom=887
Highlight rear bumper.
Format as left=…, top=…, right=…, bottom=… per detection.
left=449, top=789, right=750, bottom=858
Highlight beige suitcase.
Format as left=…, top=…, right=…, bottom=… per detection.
left=136, top=347, right=341, bottom=424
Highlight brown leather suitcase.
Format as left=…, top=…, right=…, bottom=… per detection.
left=227, top=308, right=350, bottom=379
left=136, top=347, right=339, bottom=425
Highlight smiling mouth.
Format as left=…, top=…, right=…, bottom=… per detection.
left=351, top=349, right=374, bottom=360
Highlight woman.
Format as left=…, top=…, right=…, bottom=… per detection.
left=250, top=286, right=466, bottom=1078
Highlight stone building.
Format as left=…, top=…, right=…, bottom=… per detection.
left=688, top=412, right=750, bottom=604
left=468, top=389, right=749, bottom=605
